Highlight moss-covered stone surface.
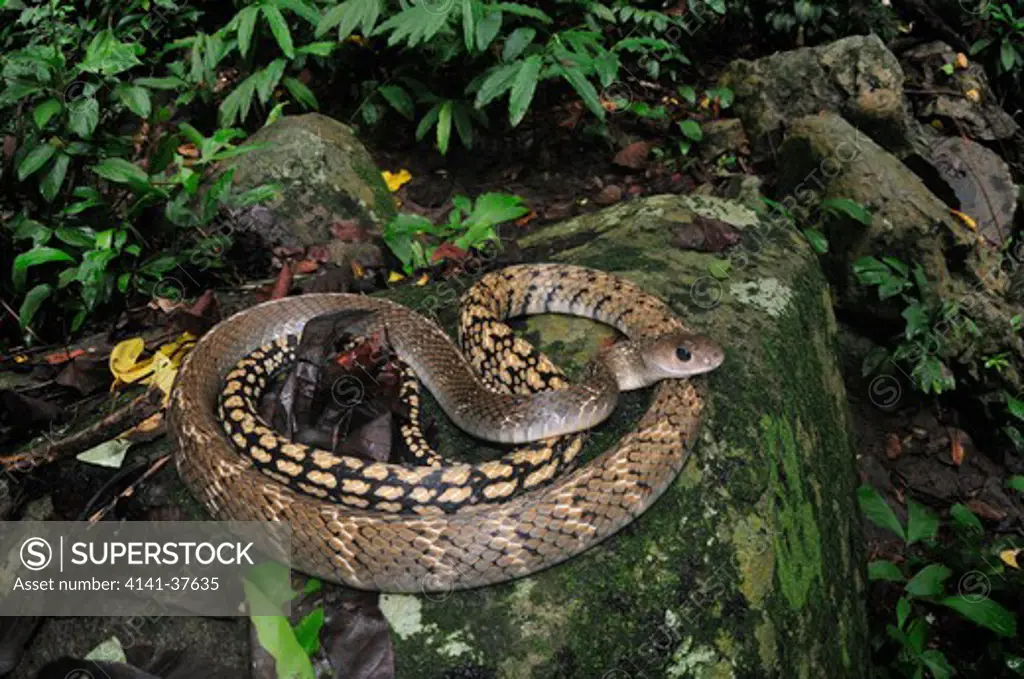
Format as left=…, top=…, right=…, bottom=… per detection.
left=369, top=195, right=870, bottom=678
left=222, top=113, right=397, bottom=248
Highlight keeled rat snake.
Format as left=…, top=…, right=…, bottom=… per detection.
left=169, top=264, right=723, bottom=591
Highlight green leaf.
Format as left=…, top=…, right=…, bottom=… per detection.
left=317, top=0, right=380, bottom=40
left=283, top=77, right=318, bottom=110
left=262, top=5, right=295, bottom=58
left=68, top=97, right=100, bottom=139
left=970, top=37, right=994, bottom=55
left=1008, top=475, right=1024, bottom=493
left=502, top=27, right=536, bottom=61
left=906, top=501, right=939, bottom=546
left=436, top=101, right=453, bottom=155
left=452, top=103, right=473, bottom=149
left=255, top=59, right=287, bottom=104
left=1001, top=39, right=1017, bottom=71
left=868, top=560, right=905, bottom=582
left=822, top=198, right=871, bottom=225
left=79, top=30, right=143, bottom=76
left=950, top=503, right=984, bottom=533
left=678, top=119, right=703, bottom=141
left=12, top=247, right=75, bottom=290
left=114, top=84, right=152, bottom=118
left=379, top=85, right=415, bottom=120
left=475, top=62, right=521, bottom=108
left=237, top=6, right=259, bottom=56
left=678, top=85, right=697, bottom=104
left=905, top=564, right=951, bottom=598
left=243, top=566, right=314, bottom=679
left=475, top=10, right=503, bottom=51
left=19, top=283, right=52, bottom=330
left=461, top=0, right=475, bottom=52
left=939, top=595, right=1017, bottom=637
left=91, top=158, right=149, bottom=188
left=134, top=76, right=187, bottom=90
left=40, top=153, right=70, bottom=202
left=292, top=607, right=324, bottom=656
left=32, top=98, right=61, bottom=129
left=492, top=2, right=551, bottom=22
left=882, top=256, right=909, bottom=277
left=17, top=143, right=56, bottom=181
left=856, top=485, right=905, bottom=540
left=801, top=228, right=828, bottom=254
left=1008, top=396, right=1024, bottom=421
left=415, top=104, right=441, bottom=141
left=296, top=42, right=336, bottom=56
left=920, top=650, right=953, bottom=679
left=376, top=3, right=453, bottom=48
left=509, top=54, right=542, bottom=127
left=265, top=102, right=288, bottom=127
left=54, top=227, right=96, bottom=248
left=558, top=64, right=605, bottom=120
left=896, top=597, right=911, bottom=629
left=275, top=0, right=322, bottom=25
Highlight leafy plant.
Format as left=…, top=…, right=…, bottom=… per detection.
left=383, top=192, right=529, bottom=274
left=856, top=257, right=976, bottom=395
left=970, top=2, right=1024, bottom=78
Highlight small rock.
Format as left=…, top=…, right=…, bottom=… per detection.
left=595, top=185, right=623, bottom=205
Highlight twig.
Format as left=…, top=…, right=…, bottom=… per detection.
left=0, top=387, right=163, bottom=474
left=87, top=454, right=172, bottom=523
left=0, top=296, right=43, bottom=344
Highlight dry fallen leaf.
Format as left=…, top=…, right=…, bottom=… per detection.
left=382, top=169, right=412, bottom=192
left=387, top=271, right=405, bottom=284
left=955, top=52, right=969, bottom=69
left=1000, top=549, right=1021, bottom=569
left=885, top=432, right=903, bottom=460
left=415, top=273, right=430, bottom=286
left=950, top=430, right=965, bottom=466
left=613, top=141, right=651, bottom=170
left=950, top=209, right=977, bottom=231
left=965, top=88, right=981, bottom=103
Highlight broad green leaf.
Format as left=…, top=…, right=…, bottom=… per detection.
left=492, top=2, right=551, bottom=22
left=134, top=76, right=187, bottom=90
left=265, top=102, right=288, bottom=127
left=452, top=103, right=473, bottom=149
left=17, top=143, right=55, bottom=181
left=801, top=228, right=828, bottom=254
left=262, top=5, right=295, bottom=58
left=949, top=503, right=983, bottom=533
left=896, top=597, right=910, bottom=629
left=379, top=85, right=414, bottom=120
left=502, top=27, right=535, bottom=61
left=68, top=97, right=100, bottom=139
left=939, top=595, right=1017, bottom=637
left=475, top=62, right=521, bottom=108
left=868, top=560, right=904, bottom=582
left=317, top=0, right=380, bottom=40
left=77, top=438, right=132, bottom=468
left=1008, top=396, right=1024, bottom=421
left=219, top=75, right=258, bottom=126
left=114, top=84, right=152, bottom=118
left=509, top=55, right=541, bottom=127
left=283, top=77, right=318, bottom=110
left=856, top=485, right=905, bottom=540
left=237, top=6, right=259, bottom=56
left=461, top=0, right=475, bottom=52
left=678, top=119, right=703, bottom=141
left=906, top=501, right=939, bottom=546
left=436, top=101, right=453, bottom=155
left=243, top=565, right=313, bottom=679
left=275, top=0, right=322, bottom=25
left=1009, top=475, right=1024, bottom=493
left=55, top=227, right=96, bottom=248
left=255, top=59, right=287, bottom=104
left=904, top=564, right=951, bottom=598
left=292, top=607, right=324, bottom=656
left=12, top=246, right=75, bottom=290
left=40, top=152, right=70, bottom=202
left=79, top=30, right=143, bottom=76
left=475, top=10, right=502, bottom=51
left=822, top=197, right=871, bottom=225
left=91, top=158, right=149, bottom=188
left=415, top=104, right=441, bottom=141
left=19, top=283, right=52, bottom=329
left=920, top=650, right=953, bottom=679
left=558, top=64, right=605, bottom=120
left=1002, top=40, right=1017, bottom=71
left=678, top=85, right=697, bottom=104
left=296, top=42, right=335, bottom=56
left=969, top=38, right=993, bottom=55
left=32, top=98, right=61, bottom=129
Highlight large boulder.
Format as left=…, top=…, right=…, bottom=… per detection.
left=221, top=113, right=397, bottom=249
left=373, top=195, right=870, bottom=678
left=719, top=35, right=915, bottom=158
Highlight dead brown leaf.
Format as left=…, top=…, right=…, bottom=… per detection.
left=885, top=433, right=903, bottom=460
left=613, top=141, right=651, bottom=169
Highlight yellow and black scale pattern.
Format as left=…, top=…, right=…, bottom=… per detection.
left=216, top=311, right=589, bottom=515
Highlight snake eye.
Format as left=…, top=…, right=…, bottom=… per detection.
left=675, top=346, right=692, bottom=362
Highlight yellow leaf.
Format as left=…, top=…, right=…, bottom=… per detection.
left=699, top=95, right=711, bottom=109
left=382, top=169, right=412, bottom=192
left=388, top=271, right=405, bottom=283
left=951, top=209, right=977, bottom=231
left=1000, top=548, right=1021, bottom=569
left=965, top=88, right=981, bottom=103
left=415, top=273, right=430, bottom=286
left=109, top=337, right=155, bottom=386
left=351, top=260, right=366, bottom=279
left=345, top=35, right=368, bottom=46
left=955, top=52, right=969, bottom=69
left=13, top=354, right=28, bottom=363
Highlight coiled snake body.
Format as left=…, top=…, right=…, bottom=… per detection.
left=169, top=264, right=723, bottom=591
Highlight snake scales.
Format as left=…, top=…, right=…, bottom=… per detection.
left=169, top=264, right=723, bottom=591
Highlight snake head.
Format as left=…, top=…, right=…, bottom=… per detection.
left=644, top=331, right=725, bottom=381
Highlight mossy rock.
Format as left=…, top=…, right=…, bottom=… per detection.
left=370, top=195, right=870, bottom=678
left=221, top=113, right=396, bottom=248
